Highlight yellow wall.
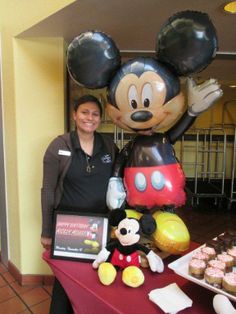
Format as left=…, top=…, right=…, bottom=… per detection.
left=14, top=38, right=66, bottom=274
left=0, top=0, right=75, bottom=274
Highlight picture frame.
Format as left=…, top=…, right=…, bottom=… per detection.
left=51, top=211, right=109, bottom=262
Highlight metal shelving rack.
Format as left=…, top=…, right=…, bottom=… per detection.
left=180, top=127, right=227, bottom=206
left=228, top=125, right=236, bottom=209
left=216, top=99, right=236, bottom=209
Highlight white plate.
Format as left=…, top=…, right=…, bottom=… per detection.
left=168, top=244, right=236, bottom=302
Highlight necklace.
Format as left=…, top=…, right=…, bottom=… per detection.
left=86, top=154, right=94, bottom=173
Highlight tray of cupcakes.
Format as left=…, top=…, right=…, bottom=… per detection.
left=168, top=230, right=236, bottom=302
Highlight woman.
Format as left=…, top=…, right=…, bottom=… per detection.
left=41, top=94, right=118, bottom=313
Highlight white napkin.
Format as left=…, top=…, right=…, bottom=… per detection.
left=148, top=283, right=193, bottom=314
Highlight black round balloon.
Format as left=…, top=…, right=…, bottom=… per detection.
left=157, top=11, right=218, bottom=76
left=67, top=31, right=121, bottom=89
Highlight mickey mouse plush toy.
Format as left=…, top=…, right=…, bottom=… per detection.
left=92, top=210, right=164, bottom=287
left=67, top=10, right=223, bottom=246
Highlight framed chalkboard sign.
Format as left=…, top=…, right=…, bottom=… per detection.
left=51, top=211, right=109, bottom=262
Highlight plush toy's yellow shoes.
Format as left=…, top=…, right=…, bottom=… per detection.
left=122, top=266, right=145, bottom=288
left=98, top=262, right=117, bottom=285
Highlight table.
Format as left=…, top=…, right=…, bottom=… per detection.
left=43, top=243, right=217, bottom=314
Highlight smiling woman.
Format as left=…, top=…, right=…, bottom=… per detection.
left=41, top=94, right=118, bottom=313
left=67, top=75, right=109, bottom=132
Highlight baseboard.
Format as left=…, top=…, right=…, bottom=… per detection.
left=8, top=260, right=54, bottom=286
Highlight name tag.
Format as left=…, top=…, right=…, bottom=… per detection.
left=58, top=150, right=71, bottom=156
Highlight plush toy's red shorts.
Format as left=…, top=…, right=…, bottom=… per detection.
left=111, top=249, right=140, bottom=269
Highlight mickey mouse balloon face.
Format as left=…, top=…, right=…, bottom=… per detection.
left=105, top=11, right=218, bottom=132
left=106, top=57, right=184, bottom=132
left=67, top=11, right=218, bottom=134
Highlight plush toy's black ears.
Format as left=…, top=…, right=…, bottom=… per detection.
left=108, top=209, right=127, bottom=227
left=139, top=214, right=157, bottom=235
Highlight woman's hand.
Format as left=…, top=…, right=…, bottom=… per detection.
left=41, top=237, right=52, bottom=250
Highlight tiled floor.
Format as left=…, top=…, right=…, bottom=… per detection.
left=0, top=262, right=53, bottom=314
left=0, top=194, right=235, bottom=313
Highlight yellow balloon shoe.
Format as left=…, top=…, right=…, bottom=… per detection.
left=125, top=208, right=190, bottom=255
left=98, top=262, right=117, bottom=286
left=122, top=266, right=145, bottom=288
left=152, top=211, right=190, bottom=255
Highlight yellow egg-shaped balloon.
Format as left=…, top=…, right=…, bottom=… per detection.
left=152, top=211, right=190, bottom=255
left=98, top=262, right=117, bottom=285
left=125, top=209, right=142, bottom=220
left=122, top=266, right=145, bottom=288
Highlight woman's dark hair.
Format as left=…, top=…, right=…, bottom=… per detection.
left=73, top=95, right=103, bottom=117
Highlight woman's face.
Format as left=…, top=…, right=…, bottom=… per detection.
left=73, top=102, right=101, bottom=134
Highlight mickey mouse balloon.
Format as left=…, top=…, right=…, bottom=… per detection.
left=66, top=11, right=223, bottom=253
left=104, top=11, right=222, bottom=212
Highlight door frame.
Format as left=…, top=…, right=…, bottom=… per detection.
left=0, top=35, right=9, bottom=265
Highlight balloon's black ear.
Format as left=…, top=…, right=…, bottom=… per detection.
left=157, top=10, right=218, bottom=76
left=139, top=214, right=157, bottom=235
left=108, top=209, right=127, bottom=227
left=67, top=30, right=121, bottom=89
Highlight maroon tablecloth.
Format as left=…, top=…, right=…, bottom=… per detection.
left=43, top=243, right=217, bottom=314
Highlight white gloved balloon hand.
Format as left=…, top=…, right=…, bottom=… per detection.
left=213, top=294, right=236, bottom=314
left=187, top=77, right=223, bottom=116
left=106, top=177, right=126, bottom=210
left=146, top=250, right=164, bottom=273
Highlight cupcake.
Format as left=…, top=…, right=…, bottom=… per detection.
left=217, top=254, right=234, bottom=272
left=208, top=259, right=226, bottom=273
left=201, top=246, right=216, bottom=260
left=227, top=247, right=236, bottom=266
left=189, top=259, right=206, bottom=279
left=204, top=267, right=224, bottom=288
left=192, top=251, right=209, bottom=262
left=222, top=272, right=236, bottom=296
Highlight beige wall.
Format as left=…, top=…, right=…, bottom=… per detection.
left=0, top=0, right=75, bottom=274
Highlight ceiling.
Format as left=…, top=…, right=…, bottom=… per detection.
left=18, top=0, right=236, bottom=90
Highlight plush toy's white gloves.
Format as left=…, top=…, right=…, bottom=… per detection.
left=92, top=248, right=111, bottom=269
left=106, top=177, right=126, bottom=210
left=146, top=250, right=164, bottom=273
left=213, top=294, right=236, bottom=314
left=187, top=77, right=223, bottom=117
